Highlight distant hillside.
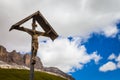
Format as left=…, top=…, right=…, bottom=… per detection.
left=0, top=69, right=67, bottom=80
left=0, top=45, right=75, bottom=80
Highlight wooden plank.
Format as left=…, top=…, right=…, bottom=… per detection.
left=13, top=11, right=39, bottom=26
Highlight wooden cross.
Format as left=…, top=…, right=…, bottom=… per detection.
left=9, top=11, right=58, bottom=80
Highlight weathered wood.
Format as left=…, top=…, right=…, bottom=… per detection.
left=9, top=11, right=58, bottom=80
left=10, top=11, right=58, bottom=40
left=12, top=11, right=39, bottom=27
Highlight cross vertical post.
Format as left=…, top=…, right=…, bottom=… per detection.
left=30, top=18, right=37, bottom=80
left=30, top=60, right=34, bottom=80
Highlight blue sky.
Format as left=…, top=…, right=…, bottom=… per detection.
left=0, top=0, right=120, bottom=80
left=70, top=24, right=120, bottom=80
left=38, top=24, right=120, bottom=80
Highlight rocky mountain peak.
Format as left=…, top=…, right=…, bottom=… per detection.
left=44, top=67, right=74, bottom=80
left=0, top=45, right=74, bottom=80
left=0, top=45, right=8, bottom=62
left=8, top=50, right=24, bottom=65
left=0, top=45, right=7, bottom=52
left=23, top=54, right=44, bottom=70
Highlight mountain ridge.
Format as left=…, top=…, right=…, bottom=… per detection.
left=0, top=45, right=74, bottom=80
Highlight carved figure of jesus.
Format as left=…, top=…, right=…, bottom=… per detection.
left=9, top=19, right=47, bottom=64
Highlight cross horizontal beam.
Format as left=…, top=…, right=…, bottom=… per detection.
left=10, top=11, right=58, bottom=40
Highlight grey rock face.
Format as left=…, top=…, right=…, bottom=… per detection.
left=0, top=45, right=74, bottom=80
left=23, top=54, right=44, bottom=70
left=44, top=67, right=75, bottom=80
left=0, top=45, right=43, bottom=69
left=8, top=50, right=24, bottom=65
left=23, top=53, right=30, bottom=67
left=0, top=45, right=8, bottom=62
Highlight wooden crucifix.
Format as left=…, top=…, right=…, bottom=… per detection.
left=9, top=11, right=58, bottom=80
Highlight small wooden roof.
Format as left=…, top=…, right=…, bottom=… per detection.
left=11, top=11, right=58, bottom=40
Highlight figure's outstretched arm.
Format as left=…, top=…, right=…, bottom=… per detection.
left=9, top=25, right=33, bottom=35
left=36, top=31, right=49, bottom=37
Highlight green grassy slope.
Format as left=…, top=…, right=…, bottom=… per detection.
left=0, top=69, right=67, bottom=80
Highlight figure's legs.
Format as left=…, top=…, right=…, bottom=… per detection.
left=31, top=49, right=37, bottom=64
left=31, top=42, right=38, bottom=64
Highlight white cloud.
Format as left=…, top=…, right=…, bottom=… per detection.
left=108, top=53, right=116, bottom=60
left=38, top=37, right=101, bottom=72
left=90, top=52, right=102, bottom=64
left=117, top=62, right=120, bottom=68
left=115, top=54, right=120, bottom=62
left=116, top=54, right=120, bottom=68
left=0, top=0, right=120, bottom=52
left=102, top=26, right=118, bottom=37
left=100, top=54, right=120, bottom=72
left=99, top=61, right=117, bottom=72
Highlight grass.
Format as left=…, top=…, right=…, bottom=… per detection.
left=0, top=69, right=67, bottom=80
